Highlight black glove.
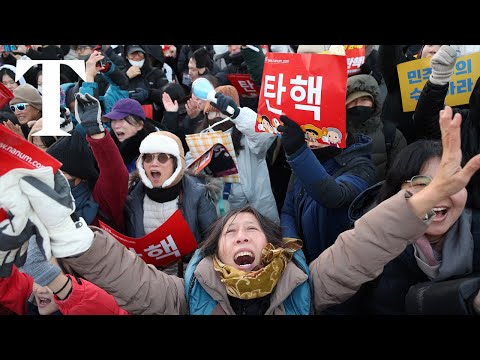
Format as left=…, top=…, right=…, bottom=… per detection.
left=277, top=115, right=306, bottom=156
left=212, top=93, right=240, bottom=119
left=130, top=87, right=150, bottom=103
left=74, top=93, right=104, bottom=136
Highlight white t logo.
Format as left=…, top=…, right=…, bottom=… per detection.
left=15, top=59, right=86, bottom=137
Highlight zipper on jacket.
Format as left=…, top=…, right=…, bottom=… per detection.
left=186, top=276, right=197, bottom=315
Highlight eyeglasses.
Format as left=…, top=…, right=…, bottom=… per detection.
left=143, top=153, right=172, bottom=164
left=10, top=103, right=29, bottom=112
left=404, top=175, right=432, bottom=192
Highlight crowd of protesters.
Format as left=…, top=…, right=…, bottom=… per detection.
left=1, top=44, right=480, bottom=315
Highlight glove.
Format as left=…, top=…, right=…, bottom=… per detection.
left=0, top=222, right=35, bottom=278
left=429, top=45, right=457, bottom=86
left=0, top=168, right=45, bottom=277
left=59, top=106, right=73, bottom=132
left=130, top=87, right=150, bottom=103
left=20, top=237, right=61, bottom=286
left=277, top=115, right=306, bottom=156
left=18, top=168, right=94, bottom=258
left=212, top=93, right=240, bottom=119
left=74, top=93, right=104, bottom=136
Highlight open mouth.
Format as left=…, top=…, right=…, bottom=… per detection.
left=115, top=131, right=125, bottom=139
left=234, top=251, right=255, bottom=268
left=150, top=170, right=161, bottom=180
left=432, top=207, right=448, bottom=221
left=37, top=297, right=52, bottom=307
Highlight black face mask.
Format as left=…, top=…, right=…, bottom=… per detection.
left=312, top=146, right=342, bottom=163
left=346, top=106, right=375, bottom=127
left=229, top=52, right=244, bottom=65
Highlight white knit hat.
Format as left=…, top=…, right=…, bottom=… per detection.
left=137, top=131, right=185, bottom=189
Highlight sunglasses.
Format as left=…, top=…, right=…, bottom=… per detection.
left=10, top=103, right=29, bottom=112
left=405, top=175, right=432, bottom=192
left=143, top=153, right=172, bottom=164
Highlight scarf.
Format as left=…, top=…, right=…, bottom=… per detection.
left=414, top=209, right=473, bottom=281
left=113, top=128, right=148, bottom=167
left=213, top=238, right=302, bottom=300
left=145, top=182, right=182, bottom=203
left=71, top=181, right=99, bottom=225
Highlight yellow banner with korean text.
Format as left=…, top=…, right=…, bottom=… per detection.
left=398, top=52, right=480, bottom=112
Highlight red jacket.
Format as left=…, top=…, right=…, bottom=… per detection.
left=87, top=130, right=129, bottom=231
left=0, top=266, right=129, bottom=315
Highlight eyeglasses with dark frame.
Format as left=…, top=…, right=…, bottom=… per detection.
left=10, top=103, right=29, bottom=112
left=142, top=153, right=173, bottom=164
left=404, top=175, right=432, bottom=192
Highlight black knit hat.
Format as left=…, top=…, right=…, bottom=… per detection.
left=47, top=130, right=99, bottom=181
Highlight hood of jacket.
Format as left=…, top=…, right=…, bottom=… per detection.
left=346, top=74, right=383, bottom=135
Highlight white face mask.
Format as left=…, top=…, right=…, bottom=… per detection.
left=128, top=59, right=145, bottom=68
left=37, top=85, right=42, bottom=94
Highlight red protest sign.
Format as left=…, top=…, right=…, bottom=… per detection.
left=0, top=82, right=14, bottom=109
left=0, top=126, right=62, bottom=176
left=344, top=45, right=366, bottom=76
left=257, top=52, right=348, bottom=148
left=0, top=126, right=62, bottom=222
left=227, top=73, right=259, bottom=97
left=98, top=209, right=198, bottom=268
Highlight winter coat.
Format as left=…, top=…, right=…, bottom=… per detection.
left=346, top=73, right=407, bottom=181
left=124, top=174, right=217, bottom=243
left=61, top=190, right=432, bottom=314
left=281, top=134, right=377, bottom=263
left=0, top=266, right=128, bottom=315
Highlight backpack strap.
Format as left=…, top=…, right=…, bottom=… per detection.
left=383, top=120, right=396, bottom=154
left=383, top=120, right=397, bottom=170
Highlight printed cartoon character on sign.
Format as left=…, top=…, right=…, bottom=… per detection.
left=326, top=127, right=342, bottom=148
left=257, top=114, right=280, bottom=135
left=301, top=124, right=327, bottom=148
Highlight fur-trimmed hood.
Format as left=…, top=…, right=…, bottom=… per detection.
left=137, top=131, right=186, bottom=189
left=185, top=171, right=224, bottom=205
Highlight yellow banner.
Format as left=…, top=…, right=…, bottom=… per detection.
left=397, top=52, right=480, bottom=112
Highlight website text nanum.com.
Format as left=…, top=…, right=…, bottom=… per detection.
left=0, top=142, right=44, bottom=169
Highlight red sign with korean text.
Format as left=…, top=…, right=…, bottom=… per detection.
left=257, top=52, right=348, bottom=148
left=98, top=209, right=198, bottom=268
left=344, top=45, right=366, bottom=76
left=0, top=125, right=62, bottom=176
left=0, top=126, right=62, bottom=221
left=227, top=73, right=259, bottom=97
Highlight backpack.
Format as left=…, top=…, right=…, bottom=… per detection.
left=184, top=249, right=313, bottom=315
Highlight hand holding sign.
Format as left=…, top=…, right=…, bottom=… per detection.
left=0, top=168, right=37, bottom=277
left=19, top=169, right=94, bottom=258
left=277, top=115, right=306, bottom=156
